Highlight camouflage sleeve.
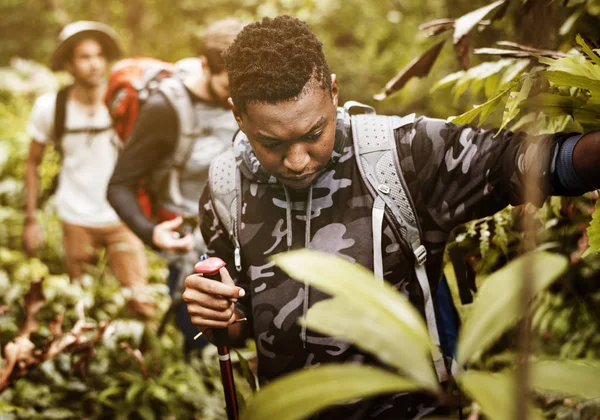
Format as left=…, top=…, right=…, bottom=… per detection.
left=396, top=117, right=561, bottom=233
left=199, top=187, right=253, bottom=328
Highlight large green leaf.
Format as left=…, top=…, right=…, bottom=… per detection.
left=584, top=199, right=600, bottom=257
left=543, top=71, right=600, bottom=95
left=271, top=250, right=439, bottom=390
left=576, top=34, right=600, bottom=66
left=450, top=83, right=516, bottom=126
left=457, top=252, right=568, bottom=365
left=302, top=297, right=438, bottom=390
left=460, top=370, right=544, bottom=420
left=240, top=365, right=422, bottom=420
left=497, top=76, right=532, bottom=133
left=530, top=360, right=600, bottom=399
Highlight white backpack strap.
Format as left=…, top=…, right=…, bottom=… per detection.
left=158, top=78, right=200, bottom=211
left=209, top=149, right=242, bottom=272
left=352, top=110, right=448, bottom=382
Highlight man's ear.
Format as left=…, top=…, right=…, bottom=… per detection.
left=331, top=74, right=339, bottom=108
left=229, top=98, right=244, bottom=131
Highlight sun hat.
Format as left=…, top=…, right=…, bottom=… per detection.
left=51, top=21, right=122, bottom=71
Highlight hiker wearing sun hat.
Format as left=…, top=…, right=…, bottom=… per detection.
left=50, top=21, right=122, bottom=71
left=24, top=21, right=152, bottom=316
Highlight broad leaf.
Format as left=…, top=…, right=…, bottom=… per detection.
left=453, top=1, right=507, bottom=44
left=453, top=0, right=507, bottom=68
left=419, top=18, right=455, bottom=37
left=584, top=199, right=600, bottom=257
left=241, top=365, right=422, bottom=420
left=374, top=40, right=445, bottom=100
left=497, top=76, right=533, bottom=133
left=457, top=252, right=568, bottom=365
left=450, top=83, right=515, bottom=125
left=500, top=60, right=530, bottom=87
left=431, top=70, right=465, bottom=92
left=271, top=250, right=439, bottom=390
left=576, top=34, right=600, bottom=66
left=530, top=359, right=600, bottom=399
left=460, top=370, right=544, bottom=420
left=302, top=298, right=439, bottom=390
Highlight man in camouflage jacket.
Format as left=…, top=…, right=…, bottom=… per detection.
left=182, top=16, right=600, bottom=419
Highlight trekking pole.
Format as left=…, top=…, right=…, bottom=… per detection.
left=194, top=257, right=239, bottom=420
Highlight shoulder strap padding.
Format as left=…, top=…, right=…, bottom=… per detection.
left=53, top=85, right=72, bottom=153
left=352, top=113, right=422, bottom=256
left=158, top=78, right=198, bottom=169
left=209, top=150, right=238, bottom=240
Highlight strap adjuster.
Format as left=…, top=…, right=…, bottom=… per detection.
left=414, top=245, right=427, bottom=265
left=378, top=184, right=391, bottom=195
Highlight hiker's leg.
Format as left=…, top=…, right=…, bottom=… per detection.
left=103, top=223, right=154, bottom=317
left=103, top=223, right=148, bottom=288
left=61, top=221, right=96, bottom=280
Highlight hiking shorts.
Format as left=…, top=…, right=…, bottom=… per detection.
left=61, top=221, right=148, bottom=288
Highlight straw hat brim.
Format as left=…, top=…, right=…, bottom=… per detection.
left=51, top=29, right=122, bottom=71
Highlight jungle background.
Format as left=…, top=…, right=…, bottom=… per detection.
left=1, top=0, right=600, bottom=419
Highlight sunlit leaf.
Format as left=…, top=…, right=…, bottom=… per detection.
left=419, top=18, right=455, bottom=37
left=449, top=83, right=516, bottom=125
left=460, top=370, right=544, bottom=420
left=431, top=70, right=465, bottom=92
left=497, top=76, right=533, bottom=133
left=457, top=252, right=568, bottom=365
left=500, top=60, right=531, bottom=86
left=374, top=40, right=445, bottom=100
left=560, top=9, right=584, bottom=36
left=453, top=0, right=508, bottom=68
left=302, top=297, right=439, bottom=390
left=576, top=34, right=600, bottom=66
left=543, top=71, right=600, bottom=95
left=584, top=199, right=600, bottom=257
left=530, top=359, right=600, bottom=399
left=271, top=250, right=439, bottom=390
left=241, top=365, right=423, bottom=420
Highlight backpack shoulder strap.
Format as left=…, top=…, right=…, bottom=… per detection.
left=158, top=78, right=200, bottom=210
left=158, top=77, right=197, bottom=169
left=351, top=107, right=449, bottom=382
left=208, top=148, right=242, bottom=272
left=53, top=85, right=72, bottom=154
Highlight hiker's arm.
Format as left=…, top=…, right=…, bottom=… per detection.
left=23, top=140, right=45, bottom=256
left=23, top=95, right=52, bottom=256
left=397, top=117, right=597, bottom=232
left=107, top=94, right=177, bottom=247
left=183, top=187, right=253, bottom=347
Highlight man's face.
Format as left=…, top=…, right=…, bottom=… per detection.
left=233, top=75, right=339, bottom=190
left=65, top=38, right=107, bottom=87
left=207, top=69, right=231, bottom=108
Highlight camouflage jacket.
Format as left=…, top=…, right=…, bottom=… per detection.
left=199, top=107, right=569, bottom=418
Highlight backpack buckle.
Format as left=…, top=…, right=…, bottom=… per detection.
left=414, top=245, right=427, bottom=265
left=378, top=184, right=391, bottom=195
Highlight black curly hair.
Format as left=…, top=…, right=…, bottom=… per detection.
left=223, top=15, right=332, bottom=114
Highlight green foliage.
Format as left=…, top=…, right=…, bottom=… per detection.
left=586, top=199, right=600, bottom=256
left=0, top=72, right=255, bottom=419
left=457, top=252, right=568, bottom=365
left=240, top=250, right=597, bottom=420
left=460, top=370, right=544, bottom=420
left=240, top=365, right=422, bottom=420
left=271, top=250, right=439, bottom=390
left=530, top=359, right=600, bottom=400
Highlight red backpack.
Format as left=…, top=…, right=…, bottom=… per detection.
left=105, top=57, right=176, bottom=220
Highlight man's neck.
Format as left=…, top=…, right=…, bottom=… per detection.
left=70, top=82, right=107, bottom=107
